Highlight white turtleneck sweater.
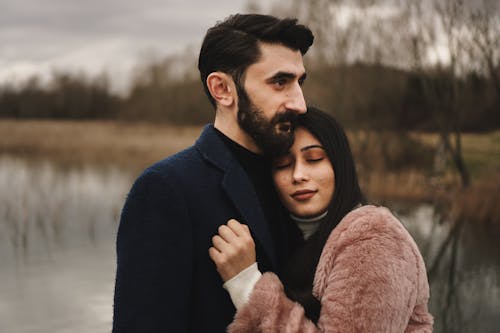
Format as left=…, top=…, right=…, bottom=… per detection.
left=223, top=212, right=326, bottom=310
left=290, top=210, right=327, bottom=240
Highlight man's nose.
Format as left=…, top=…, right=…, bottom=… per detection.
left=285, top=83, right=306, bottom=114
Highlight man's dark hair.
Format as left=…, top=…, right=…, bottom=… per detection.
left=198, top=14, right=314, bottom=107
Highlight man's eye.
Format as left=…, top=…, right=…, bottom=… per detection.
left=274, top=79, right=286, bottom=87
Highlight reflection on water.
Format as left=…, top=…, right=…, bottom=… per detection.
left=396, top=203, right=500, bottom=333
left=0, top=157, right=133, bottom=333
left=0, top=157, right=499, bottom=332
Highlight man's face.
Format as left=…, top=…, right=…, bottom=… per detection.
left=237, top=86, right=299, bottom=156
left=237, top=42, right=307, bottom=156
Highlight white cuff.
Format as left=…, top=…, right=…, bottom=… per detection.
left=223, top=262, right=262, bottom=310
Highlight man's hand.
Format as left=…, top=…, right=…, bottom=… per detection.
left=209, top=219, right=256, bottom=282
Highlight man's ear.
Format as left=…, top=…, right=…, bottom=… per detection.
left=206, top=72, right=235, bottom=107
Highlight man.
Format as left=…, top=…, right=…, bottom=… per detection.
left=113, top=14, right=314, bottom=332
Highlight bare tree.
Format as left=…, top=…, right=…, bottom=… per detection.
left=405, top=0, right=471, bottom=187
left=466, top=0, right=500, bottom=96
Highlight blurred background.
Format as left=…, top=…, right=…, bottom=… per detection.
left=0, top=0, right=499, bottom=332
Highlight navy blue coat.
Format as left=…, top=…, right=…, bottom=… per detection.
left=113, top=125, right=292, bottom=332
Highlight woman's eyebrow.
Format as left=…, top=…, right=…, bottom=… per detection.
left=300, top=145, right=324, bottom=152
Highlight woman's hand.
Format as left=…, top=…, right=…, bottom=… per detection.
left=209, top=219, right=256, bottom=282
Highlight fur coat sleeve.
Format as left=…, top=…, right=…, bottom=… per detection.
left=227, top=205, right=433, bottom=333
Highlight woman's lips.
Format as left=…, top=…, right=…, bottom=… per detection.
left=291, top=189, right=317, bottom=201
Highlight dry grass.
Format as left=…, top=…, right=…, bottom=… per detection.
left=360, top=170, right=432, bottom=202
left=1, top=119, right=498, bottom=224
left=451, top=176, right=500, bottom=225
left=409, top=130, right=500, bottom=177
left=0, top=119, right=202, bottom=173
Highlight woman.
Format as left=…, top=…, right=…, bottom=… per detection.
left=209, top=108, right=433, bottom=332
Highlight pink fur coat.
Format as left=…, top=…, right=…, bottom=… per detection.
left=228, top=205, right=433, bottom=333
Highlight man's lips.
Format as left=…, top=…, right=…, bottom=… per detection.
left=291, top=189, right=317, bottom=201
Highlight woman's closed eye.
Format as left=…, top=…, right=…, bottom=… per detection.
left=273, top=156, right=293, bottom=169
left=307, top=157, right=324, bottom=163
left=303, top=148, right=326, bottom=163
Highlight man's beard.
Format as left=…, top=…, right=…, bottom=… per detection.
left=236, top=85, right=298, bottom=156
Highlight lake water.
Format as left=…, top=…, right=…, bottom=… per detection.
left=0, top=156, right=499, bottom=332
left=0, top=157, right=129, bottom=333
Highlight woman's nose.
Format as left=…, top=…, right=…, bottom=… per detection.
left=292, top=163, right=309, bottom=183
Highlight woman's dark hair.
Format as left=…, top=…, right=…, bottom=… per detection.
left=198, top=14, right=314, bottom=107
left=281, top=107, right=366, bottom=323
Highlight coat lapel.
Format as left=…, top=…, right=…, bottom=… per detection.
left=222, top=160, right=277, bottom=269
left=195, top=125, right=277, bottom=269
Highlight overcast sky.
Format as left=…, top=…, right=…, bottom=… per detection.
left=2, top=0, right=496, bottom=93
left=0, top=0, right=268, bottom=92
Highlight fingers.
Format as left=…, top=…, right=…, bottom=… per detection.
left=227, top=219, right=251, bottom=238
left=217, top=224, right=238, bottom=244
left=211, top=234, right=231, bottom=253
left=217, top=219, right=251, bottom=243
left=227, top=220, right=254, bottom=249
left=211, top=219, right=255, bottom=255
left=209, top=220, right=257, bottom=282
left=208, top=246, right=221, bottom=262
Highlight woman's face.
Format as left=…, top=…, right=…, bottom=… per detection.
left=272, top=127, right=335, bottom=218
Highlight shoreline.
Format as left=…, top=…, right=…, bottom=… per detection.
left=1, top=119, right=498, bottom=225
left=0, top=119, right=202, bottom=173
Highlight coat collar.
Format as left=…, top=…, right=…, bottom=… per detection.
left=195, top=124, right=277, bottom=269
left=194, top=124, right=237, bottom=172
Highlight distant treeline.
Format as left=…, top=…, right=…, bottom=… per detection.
left=0, top=73, right=121, bottom=120
left=2, top=0, right=500, bottom=133
left=0, top=61, right=498, bottom=132
left=304, top=63, right=500, bottom=132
